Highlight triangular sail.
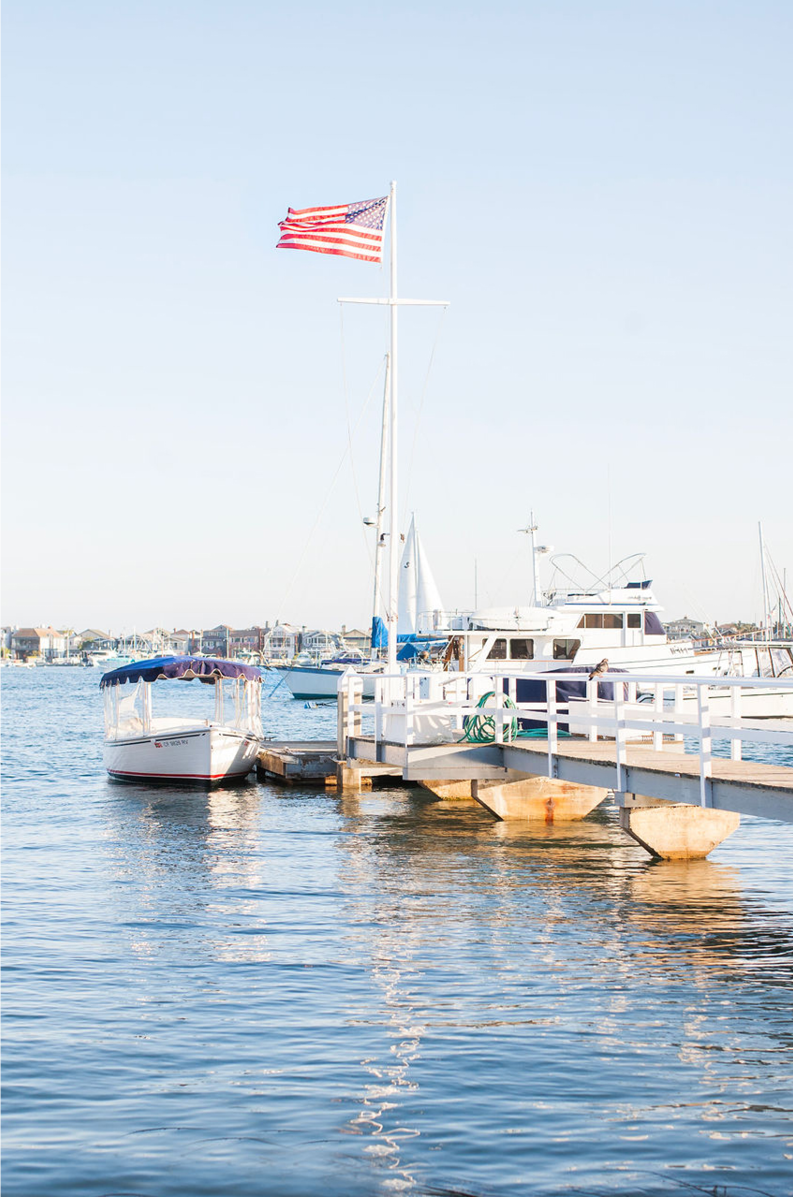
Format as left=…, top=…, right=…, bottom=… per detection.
left=398, top=516, right=444, bottom=636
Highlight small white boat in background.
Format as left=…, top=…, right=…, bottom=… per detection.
left=272, top=654, right=383, bottom=699
left=100, top=656, right=263, bottom=784
left=90, top=651, right=136, bottom=670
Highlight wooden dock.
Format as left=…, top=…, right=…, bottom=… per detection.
left=257, top=741, right=338, bottom=785
left=347, top=733, right=793, bottom=823
left=255, top=670, right=793, bottom=857
left=257, top=740, right=403, bottom=789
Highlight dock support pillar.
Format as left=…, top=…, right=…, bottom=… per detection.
left=616, top=793, right=740, bottom=859
left=417, top=780, right=476, bottom=800
left=472, top=774, right=609, bottom=822
left=335, top=762, right=373, bottom=791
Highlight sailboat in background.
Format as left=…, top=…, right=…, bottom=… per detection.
left=398, top=515, right=446, bottom=637
left=273, top=516, right=447, bottom=699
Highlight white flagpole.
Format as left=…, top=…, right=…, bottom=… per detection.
left=336, top=184, right=449, bottom=677
left=387, top=180, right=399, bottom=674
left=371, top=353, right=390, bottom=650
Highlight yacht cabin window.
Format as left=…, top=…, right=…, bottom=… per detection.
left=486, top=637, right=535, bottom=661
left=578, top=613, right=624, bottom=629
left=627, top=613, right=641, bottom=628
left=553, top=638, right=581, bottom=660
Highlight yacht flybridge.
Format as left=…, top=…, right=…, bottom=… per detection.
left=100, top=656, right=263, bottom=783
left=451, top=570, right=714, bottom=677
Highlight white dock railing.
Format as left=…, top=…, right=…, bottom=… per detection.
left=338, top=670, right=793, bottom=808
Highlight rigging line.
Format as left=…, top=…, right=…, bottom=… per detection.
left=272, top=358, right=387, bottom=625
left=765, top=549, right=793, bottom=621
left=340, top=307, right=387, bottom=570
left=400, top=306, right=448, bottom=527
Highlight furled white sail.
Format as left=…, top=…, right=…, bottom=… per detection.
left=398, top=516, right=444, bottom=636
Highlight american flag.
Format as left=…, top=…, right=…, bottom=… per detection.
left=276, top=195, right=388, bottom=263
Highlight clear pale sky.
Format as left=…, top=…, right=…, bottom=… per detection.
left=3, top=0, right=791, bottom=634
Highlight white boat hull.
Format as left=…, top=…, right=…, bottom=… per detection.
left=670, top=686, right=793, bottom=720
left=104, top=723, right=260, bottom=783
left=273, top=665, right=379, bottom=700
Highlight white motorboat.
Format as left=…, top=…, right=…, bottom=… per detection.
left=89, top=650, right=136, bottom=670
left=100, top=656, right=263, bottom=783
left=272, top=654, right=383, bottom=700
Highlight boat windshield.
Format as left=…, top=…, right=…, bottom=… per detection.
left=103, top=675, right=262, bottom=739
left=213, top=675, right=263, bottom=737
left=104, top=678, right=147, bottom=737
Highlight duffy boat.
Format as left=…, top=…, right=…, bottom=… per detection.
left=100, top=656, right=263, bottom=783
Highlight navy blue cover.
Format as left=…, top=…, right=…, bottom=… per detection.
left=371, top=617, right=388, bottom=649
left=644, top=611, right=665, bottom=635
left=397, top=636, right=449, bottom=662
left=99, top=655, right=262, bottom=689
left=509, top=666, right=627, bottom=732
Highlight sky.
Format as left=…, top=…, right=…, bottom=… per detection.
left=3, top=0, right=791, bottom=635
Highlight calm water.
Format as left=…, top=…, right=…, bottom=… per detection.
left=3, top=668, right=793, bottom=1197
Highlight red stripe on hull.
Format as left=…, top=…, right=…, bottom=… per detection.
left=108, top=768, right=252, bottom=780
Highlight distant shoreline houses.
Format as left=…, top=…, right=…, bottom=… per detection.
left=1, top=621, right=372, bottom=663
left=3, top=617, right=781, bottom=664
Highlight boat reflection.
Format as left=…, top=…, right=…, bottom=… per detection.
left=104, top=779, right=272, bottom=963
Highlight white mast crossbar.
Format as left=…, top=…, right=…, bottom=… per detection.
left=338, top=298, right=450, bottom=306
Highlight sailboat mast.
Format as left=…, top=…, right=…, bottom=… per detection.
left=387, top=180, right=399, bottom=673
left=530, top=510, right=539, bottom=607
left=371, top=354, right=391, bottom=651
left=759, top=521, right=771, bottom=640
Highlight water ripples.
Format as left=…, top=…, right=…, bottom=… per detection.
left=2, top=669, right=793, bottom=1196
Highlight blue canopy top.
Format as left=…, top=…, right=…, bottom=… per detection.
left=99, top=655, right=262, bottom=689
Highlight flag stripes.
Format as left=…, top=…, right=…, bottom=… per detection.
left=277, top=196, right=388, bottom=263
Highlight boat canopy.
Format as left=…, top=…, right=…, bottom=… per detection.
left=99, top=656, right=262, bottom=689
left=397, top=635, right=449, bottom=661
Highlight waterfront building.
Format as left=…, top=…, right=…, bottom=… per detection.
left=229, top=627, right=265, bottom=657
left=262, top=623, right=300, bottom=661
left=11, top=627, right=69, bottom=661
left=665, top=615, right=707, bottom=641
left=339, top=625, right=372, bottom=655
left=302, top=629, right=341, bottom=656
left=188, top=625, right=232, bottom=656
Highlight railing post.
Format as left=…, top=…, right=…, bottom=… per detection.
left=588, top=677, right=598, bottom=742
left=731, top=684, right=742, bottom=762
left=337, top=675, right=350, bottom=755
left=614, top=679, right=626, bottom=794
left=494, top=677, right=504, bottom=744
left=374, top=675, right=383, bottom=753
left=653, top=683, right=664, bottom=751
left=405, top=673, right=415, bottom=747
left=674, top=685, right=685, bottom=742
left=547, top=678, right=557, bottom=777
left=347, top=674, right=362, bottom=743
left=697, top=683, right=712, bottom=807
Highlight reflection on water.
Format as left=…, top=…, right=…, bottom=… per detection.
left=3, top=669, right=793, bottom=1197
left=109, top=782, right=273, bottom=965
